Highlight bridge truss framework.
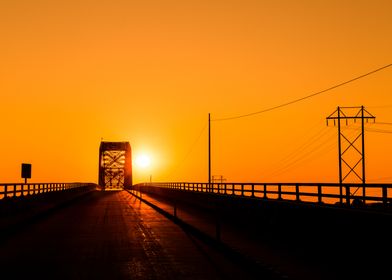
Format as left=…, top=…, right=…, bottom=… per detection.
left=98, top=141, right=132, bottom=190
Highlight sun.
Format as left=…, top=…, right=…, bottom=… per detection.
left=135, top=154, right=151, bottom=168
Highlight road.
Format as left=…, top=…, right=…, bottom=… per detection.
left=0, top=191, right=277, bottom=280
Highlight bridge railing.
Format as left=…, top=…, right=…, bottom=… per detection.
left=0, top=183, right=97, bottom=200
left=133, top=182, right=392, bottom=208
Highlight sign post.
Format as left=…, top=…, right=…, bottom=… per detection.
left=21, top=163, right=32, bottom=184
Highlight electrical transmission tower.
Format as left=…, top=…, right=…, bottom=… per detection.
left=326, top=106, right=375, bottom=184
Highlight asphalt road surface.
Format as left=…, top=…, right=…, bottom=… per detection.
left=0, top=191, right=276, bottom=280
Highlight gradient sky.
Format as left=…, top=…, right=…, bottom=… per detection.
left=0, top=0, right=391, bottom=184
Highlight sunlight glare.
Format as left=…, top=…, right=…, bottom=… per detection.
left=135, top=154, right=151, bottom=168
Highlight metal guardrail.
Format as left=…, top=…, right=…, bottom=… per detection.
left=133, top=182, right=392, bottom=207
left=0, top=183, right=97, bottom=200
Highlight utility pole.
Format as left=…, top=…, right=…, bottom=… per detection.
left=208, top=113, right=211, bottom=191
left=326, top=106, right=375, bottom=185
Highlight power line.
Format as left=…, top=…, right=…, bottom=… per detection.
left=344, top=125, right=392, bottom=134
left=269, top=126, right=330, bottom=169
left=166, top=122, right=208, bottom=179
left=213, top=63, right=392, bottom=121
left=367, top=105, right=392, bottom=109
left=267, top=127, right=336, bottom=176
left=373, top=122, right=392, bottom=125
left=367, top=176, right=392, bottom=183
left=270, top=139, right=336, bottom=179
left=366, top=128, right=392, bottom=134
left=269, top=128, right=363, bottom=179
left=268, top=126, right=359, bottom=179
left=269, top=130, right=337, bottom=178
left=181, top=122, right=208, bottom=162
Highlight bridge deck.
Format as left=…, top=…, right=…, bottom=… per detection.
left=131, top=191, right=314, bottom=279
left=131, top=189, right=391, bottom=280
left=1, top=189, right=390, bottom=279
left=0, top=191, right=268, bottom=279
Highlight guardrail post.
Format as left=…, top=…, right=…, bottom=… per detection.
left=339, top=184, right=343, bottom=204
left=264, top=184, right=267, bottom=199
left=251, top=184, right=255, bottom=197
left=4, top=185, right=8, bottom=198
left=382, top=185, right=388, bottom=207
left=241, top=184, right=244, bottom=196
left=278, top=184, right=282, bottom=200
left=296, top=184, right=300, bottom=201
left=318, top=185, right=322, bottom=204
left=362, top=185, right=366, bottom=205
left=13, top=184, right=17, bottom=198
left=224, top=184, right=227, bottom=195
left=345, top=185, right=351, bottom=206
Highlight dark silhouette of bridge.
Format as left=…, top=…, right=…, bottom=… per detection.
left=1, top=141, right=391, bottom=279
left=0, top=179, right=391, bottom=280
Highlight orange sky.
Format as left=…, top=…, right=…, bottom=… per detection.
left=0, top=0, right=391, bottom=184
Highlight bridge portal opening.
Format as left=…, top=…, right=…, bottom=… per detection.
left=98, top=141, right=132, bottom=190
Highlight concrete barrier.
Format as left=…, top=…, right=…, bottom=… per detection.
left=0, top=185, right=96, bottom=239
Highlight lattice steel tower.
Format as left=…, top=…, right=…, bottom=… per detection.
left=98, top=141, right=132, bottom=190
left=326, top=106, right=375, bottom=184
